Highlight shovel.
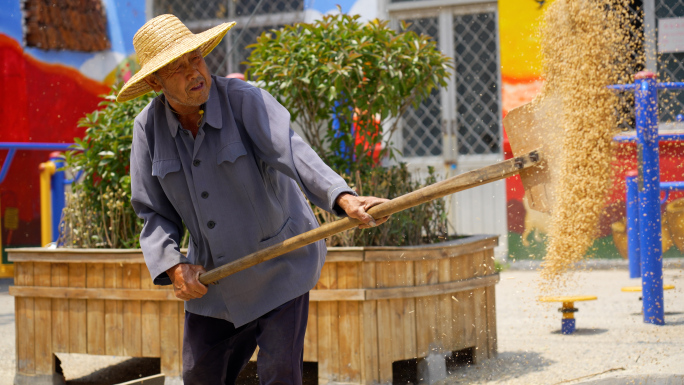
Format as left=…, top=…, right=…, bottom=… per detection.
left=198, top=149, right=543, bottom=285
left=502, top=92, right=562, bottom=214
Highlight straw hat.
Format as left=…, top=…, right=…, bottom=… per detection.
left=116, top=14, right=236, bottom=102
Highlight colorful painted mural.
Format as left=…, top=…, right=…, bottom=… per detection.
left=3, top=0, right=681, bottom=263
left=0, top=0, right=145, bottom=253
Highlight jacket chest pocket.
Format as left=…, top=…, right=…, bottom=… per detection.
left=217, top=141, right=248, bottom=165
left=152, top=159, right=191, bottom=211
left=217, top=141, right=253, bottom=182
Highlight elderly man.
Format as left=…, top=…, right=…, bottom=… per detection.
left=117, top=14, right=388, bottom=384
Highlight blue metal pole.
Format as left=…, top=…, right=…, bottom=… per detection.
left=49, top=153, right=65, bottom=244
left=0, top=148, right=16, bottom=185
left=634, top=71, right=664, bottom=325
left=626, top=170, right=640, bottom=278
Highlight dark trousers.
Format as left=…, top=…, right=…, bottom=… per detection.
left=182, top=293, right=309, bottom=385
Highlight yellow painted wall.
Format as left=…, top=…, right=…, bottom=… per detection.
left=499, top=0, right=554, bottom=113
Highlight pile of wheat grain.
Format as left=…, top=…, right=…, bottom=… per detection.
left=538, top=0, right=639, bottom=281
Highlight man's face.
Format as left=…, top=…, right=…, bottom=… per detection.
left=151, top=50, right=212, bottom=108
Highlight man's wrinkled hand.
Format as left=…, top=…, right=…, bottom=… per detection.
left=336, top=193, right=390, bottom=229
left=167, top=263, right=208, bottom=301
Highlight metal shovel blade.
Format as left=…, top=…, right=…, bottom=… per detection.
left=504, top=92, right=563, bottom=214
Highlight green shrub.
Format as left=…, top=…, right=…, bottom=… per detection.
left=247, top=11, right=453, bottom=246
left=60, top=86, right=152, bottom=248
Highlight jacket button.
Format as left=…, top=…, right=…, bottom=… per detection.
left=201, top=191, right=209, bottom=199
left=193, top=159, right=201, bottom=167
left=207, top=220, right=216, bottom=229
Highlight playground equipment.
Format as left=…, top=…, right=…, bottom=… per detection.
left=38, top=152, right=80, bottom=246
left=622, top=171, right=684, bottom=278
left=1, top=144, right=81, bottom=247
left=539, top=295, right=598, bottom=335
left=610, top=71, right=684, bottom=325
left=621, top=285, right=676, bottom=313
left=622, top=284, right=675, bottom=294
left=0, top=143, right=76, bottom=277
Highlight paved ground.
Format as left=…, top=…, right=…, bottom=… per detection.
left=447, top=267, right=684, bottom=384
left=0, top=266, right=681, bottom=384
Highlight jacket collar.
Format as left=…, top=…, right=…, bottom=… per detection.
left=163, top=76, right=223, bottom=138
left=205, top=76, right=222, bottom=130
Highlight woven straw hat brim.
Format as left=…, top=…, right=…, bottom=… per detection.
left=116, top=21, right=236, bottom=102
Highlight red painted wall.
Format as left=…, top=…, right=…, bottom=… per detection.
left=0, top=34, right=108, bottom=246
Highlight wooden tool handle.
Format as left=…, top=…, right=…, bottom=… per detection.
left=199, top=150, right=541, bottom=285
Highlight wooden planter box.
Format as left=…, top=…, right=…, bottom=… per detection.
left=9, top=234, right=499, bottom=385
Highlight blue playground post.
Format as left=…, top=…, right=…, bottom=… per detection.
left=49, top=152, right=66, bottom=244
left=634, top=71, right=664, bottom=325
left=625, top=170, right=640, bottom=279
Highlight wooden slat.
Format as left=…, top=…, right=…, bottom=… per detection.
left=160, top=301, right=180, bottom=376
left=11, top=274, right=499, bottom=303
left=337, top=262, right=352, bottom=380
left=360, top=262, right=379, bottom=384
left=485, top=286, right=497, bottom=359
left=415, top=260, right=438, bottom=357
left=68, top=263, right=87, bottom=353
left=105, top=264, right=124, bottom=356
left=363, top=235, right=498, bottom=261
left=9, top=250, right=145, bottom=264
left=123, top=264, right=142, bottom=357
left=325, top=248, right=364, bottom=262
left=316, top=263, right=339, bottom=383
left=15, top=262, right=35, bottom=375
left=388, top=262, right=405, bottom=362
left=485, top=249, right=496, bottom=276
left=178, top=302, right=185, bottom=373
left=375, top=262, right=393, bottom=383
left=438, top=258, right=453, bottom=351
left=484, top=249, right=497, bottom=358
left=337, top=262, right=361, bottom=382
left=141, top=268, right=161, bottom=358
left=473, top=251, right=488, bottom=363
left=303, top=301, right=317, bottom=362
left=86, top=263, right=105, bottom=355
left=310, top=289, right=365, bottom=301
left=450, top=256, right=466, bottom=352
left=51, top=263, right=69, bottom=354
left=364, top=274, right=499, bottom=300
left=34, top=262, right=53, bottom=374
left=10, top=286, right=180, bottom=301
left=328, top=264, right=340, bottom=378
left=402, top=261, right=416, bottom=360
left=461, top=254, right=476, bottom=349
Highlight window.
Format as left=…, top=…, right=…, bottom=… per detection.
left=656, top=0, right=684, bottom=122
left=394, top=5, right=503, bottom=158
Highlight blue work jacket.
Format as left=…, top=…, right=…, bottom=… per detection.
left=130, top=76, right=354, bottom=326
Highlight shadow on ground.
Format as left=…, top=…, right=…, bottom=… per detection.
left=65, top=357, right=160, bottom=385
left=236, top=362, right=318, bottom=385
left=59, top=351, right=548, bottom=385
left=444, top=351, right=553, bottom=384
left=551, top=328, right=608, bottom=336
